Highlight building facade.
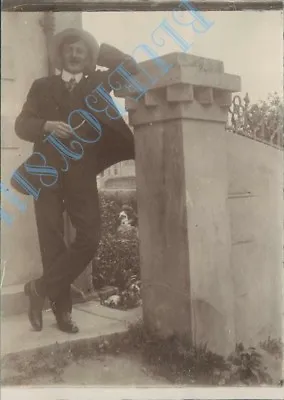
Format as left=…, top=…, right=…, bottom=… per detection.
left=97, top=114, right=136, bottom=189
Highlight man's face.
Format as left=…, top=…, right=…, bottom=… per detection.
left=61, top=39, right=90, bottom=74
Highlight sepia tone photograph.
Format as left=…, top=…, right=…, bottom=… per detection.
left=1, top=0, right=283, bottom=392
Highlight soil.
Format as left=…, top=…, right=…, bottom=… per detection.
left=16, top=353, right=172, bottom=386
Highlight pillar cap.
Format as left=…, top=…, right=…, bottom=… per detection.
left=114, top=52, right=241, bottom=126
left=116, top=52, right=241, bottom=95
left=141, top=51, right=225, bottom=74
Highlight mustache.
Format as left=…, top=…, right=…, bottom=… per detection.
left=68, top=58, right=81, bottom=64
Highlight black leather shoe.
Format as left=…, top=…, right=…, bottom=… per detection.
left=56, top=312, right=79, bottom=334
left=24, top=281, right=45, bottom=331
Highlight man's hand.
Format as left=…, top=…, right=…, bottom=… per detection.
left=44, top=121, right=72, bottom=139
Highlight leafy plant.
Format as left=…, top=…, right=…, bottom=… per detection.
left=124, top=321, right=275, bottom=386
left=226, top=343, right=272, bottom=385
left=245, top=93, right=283, bottom=144
left=93, top=233, right=140, bottom=290
left=227, top=92, right=283, bottom=146
left=260, top=336, right=283, bottom=358
left=92, top=192, right=140, bottom=308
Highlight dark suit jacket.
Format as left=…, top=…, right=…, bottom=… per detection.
left=11, top=43, right=138, bottom=196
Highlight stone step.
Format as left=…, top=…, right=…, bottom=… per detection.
left=1, top=284, right=100, bottom=318
left=1, top=301, right=142, bottom=384
left=1, top=284, right=28, bottom=317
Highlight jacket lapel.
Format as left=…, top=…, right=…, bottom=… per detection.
left=47, top=72, right=124, bottom=130
left=47, top=74, right=93, bottom=114
left=48, top=75, right=67, bottom=113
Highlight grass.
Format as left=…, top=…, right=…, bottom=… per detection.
left=122, top=320, right=280, bottom=386
left=2, top=319, right=283, bottom=386
left=260, top=336, right=283, bottom=358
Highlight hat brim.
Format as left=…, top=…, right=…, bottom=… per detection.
left=49, top=28, right=100, bottom=71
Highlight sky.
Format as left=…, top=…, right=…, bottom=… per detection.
left=83, top=10, right=283, bottom=104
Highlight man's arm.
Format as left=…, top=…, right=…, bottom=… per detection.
left=15, top=80, right=47, bottom=143
left=97, top=43, right=138, bottom=75
left=15, top=80, right=72, bottom=142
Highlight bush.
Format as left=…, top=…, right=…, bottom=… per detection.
left=99, top=192, right=137, bottom=236
left=93, top=233, right=140, bottom=290
left=124, top=321, right=276, bottom=386
left=92, top=192, right=140, bottom=308
left=245, top=93, right=283, bottom=144
left=227, top=92, right=283, bottom=146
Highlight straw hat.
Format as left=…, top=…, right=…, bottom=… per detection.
left=49, top=28, right=100, bottom=71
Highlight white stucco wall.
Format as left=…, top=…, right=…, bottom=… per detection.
left=228, top=133, right=283, bottom=345
left=1, top=12, right=48, bottom=286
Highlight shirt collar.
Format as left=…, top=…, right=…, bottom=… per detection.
left=61, top=70, right=83, bottom=83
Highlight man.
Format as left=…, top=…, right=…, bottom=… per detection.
left=13, top=28, right=138, bottom=333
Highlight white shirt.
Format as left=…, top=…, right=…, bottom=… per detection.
left=61, top=70, right=83, bottom=84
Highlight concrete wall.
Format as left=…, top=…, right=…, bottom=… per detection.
left=100, top=128, right=283, bottom=347
left=1, top=12, right=48, bottom=286
left=108, top=128, right=283, bottom=347
left=228, top=133, right=283, bottom=344
left=183, top=120, right=234, bottom=354
left=115, top=51, right=282, bottom=355
left=53, top=12, right=82, bottom=33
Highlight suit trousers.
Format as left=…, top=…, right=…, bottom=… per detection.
left=34, top=152, right=101, bottom=313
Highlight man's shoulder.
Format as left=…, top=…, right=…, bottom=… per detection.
left=30, top=75, right=58, bottom=90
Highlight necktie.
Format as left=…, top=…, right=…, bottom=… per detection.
left=65, top=77, right=77, bottom=92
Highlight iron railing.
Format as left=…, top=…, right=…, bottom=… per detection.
left=226, top=93, right=283, bottom=149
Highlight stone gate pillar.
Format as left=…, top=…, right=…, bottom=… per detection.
left=115, top=53, right=241, bottom=355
